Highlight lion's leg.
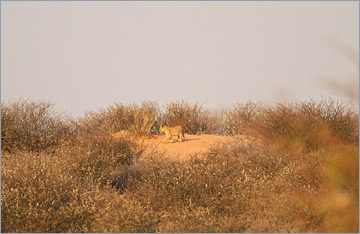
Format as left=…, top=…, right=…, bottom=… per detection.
left=178, top=134, right=183, bottom=142
left=162, top=135, right=170, bottom=143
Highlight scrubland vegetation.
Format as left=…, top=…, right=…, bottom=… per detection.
left=1, top=97, right=359, bottom=232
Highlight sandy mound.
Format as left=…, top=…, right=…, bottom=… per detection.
left=137, top=133, right=253, bottom=161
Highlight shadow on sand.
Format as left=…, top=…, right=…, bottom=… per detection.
left=181, top=138, right=201, bottom=142
left=153, top=134, right=201, bottom=142
left=158, top=138, right=201, bottom=143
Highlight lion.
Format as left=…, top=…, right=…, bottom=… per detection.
left=159, top=125, right=185, bottom=143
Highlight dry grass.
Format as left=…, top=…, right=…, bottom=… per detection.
left=1, top=98, right=358, bottom=232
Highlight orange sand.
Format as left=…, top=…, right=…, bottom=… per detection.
left=137, top=134, right=253, bottom=161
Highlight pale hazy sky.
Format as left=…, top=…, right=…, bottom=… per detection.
left=1, top=1, right=359, bottom=116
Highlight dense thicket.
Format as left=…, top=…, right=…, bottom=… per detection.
left=1, top=98, right=358, bottom=232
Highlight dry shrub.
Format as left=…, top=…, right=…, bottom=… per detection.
left=254, top=98, right=359, bottom=151
left=1, top=151, right=101, bottom=232
left=74, top=108, right=111, bottom=135
left=59, top=127, right=144, bottom=191
left=250, top=97, right=359, bottom=232
left=65, top=134, right=143, bottom=185
left=320, top=144, right=359, bottom=233
left=1, top=98, right=358, bottom=232
left=89, top=194, right=158, bottom=233
left=224, top=100, right=263, bottom=135
left=1, top=98, right=74, bottom=153
left=160, top=100, right=221, bottom=134
left=1, top=150, right=153, bottom=233
left=123, top=101, right=160, bottom=136
left=127, top=137, right=327, bottom=232
left=1, top=133, right=146, bottom=233
left=75, top=101, right=159, bottom=137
